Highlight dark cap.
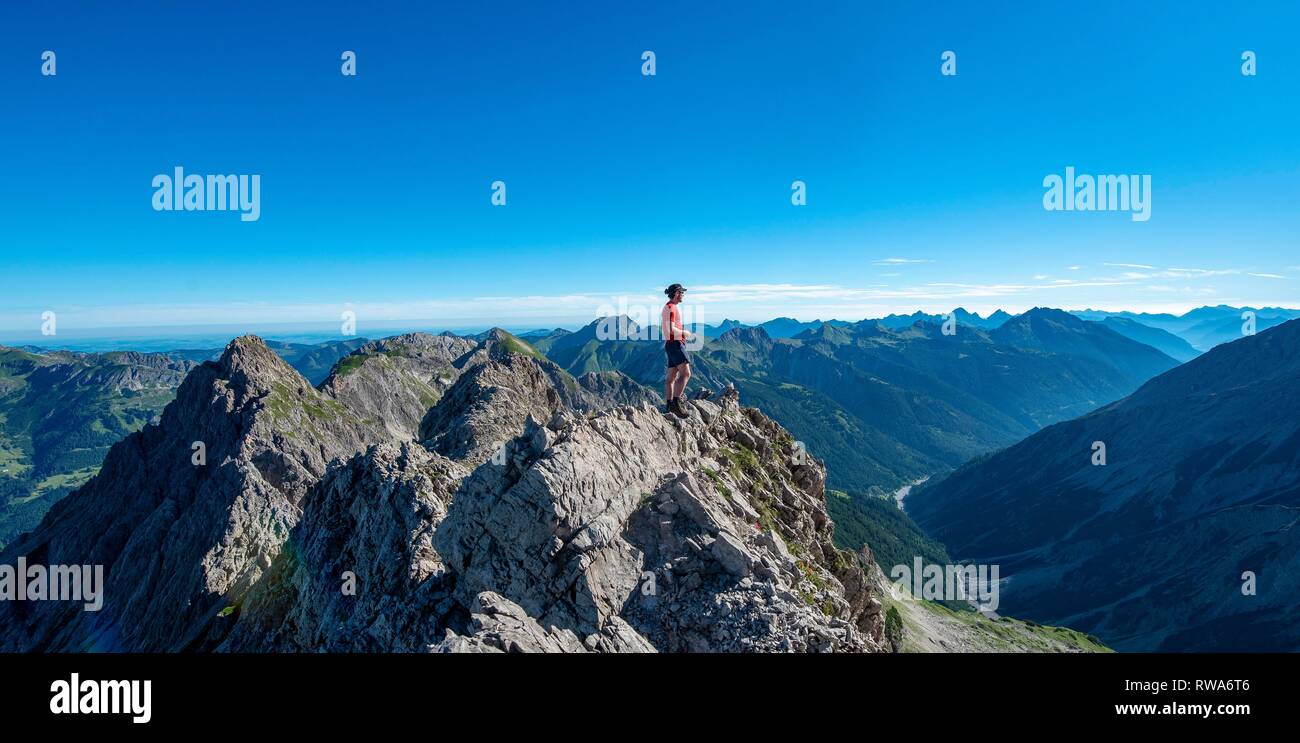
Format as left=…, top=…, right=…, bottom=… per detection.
left=665, top=283, right=687, bottom=297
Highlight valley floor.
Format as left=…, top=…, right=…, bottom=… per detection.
left=877, top=567, right=1111, bottom=653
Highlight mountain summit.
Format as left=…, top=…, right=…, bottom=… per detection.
left=990, top=307, right=1178, bottom=386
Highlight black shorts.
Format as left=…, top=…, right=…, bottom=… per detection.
left=665, top=340, right=690, bottom=369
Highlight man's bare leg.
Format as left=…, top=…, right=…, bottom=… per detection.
left=671, top=363, right=691, bottom=401
left=665, top=366, right=678, bottom=402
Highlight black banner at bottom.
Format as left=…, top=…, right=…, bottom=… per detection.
left=0, top=652, right=1287, bottom=730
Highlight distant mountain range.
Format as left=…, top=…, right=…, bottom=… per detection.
left=875, top=308, right=1013, bottom=331
left=12, top=304, right=1293, bottom=358
left=700, top=309, right=1008, bottom=339
left=907, top=317, right=1300, bottom=651
left=691, top=305, right=1298, bottom=355
left=1069, top=305, right=1300, bottom=352
left=693, top=304, right=1296, bottom=356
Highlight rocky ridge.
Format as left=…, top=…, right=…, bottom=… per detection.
left=2, top=333, right=886, bottom=653
left=226, top=379, right=884, bottom=652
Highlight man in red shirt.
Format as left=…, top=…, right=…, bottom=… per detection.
left=662, top=283, right=694, bottom=417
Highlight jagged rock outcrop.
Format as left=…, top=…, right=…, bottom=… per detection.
left=0, top=336, right=378, bottom=651
left=468, top=327, right=652, bottom=406
left=576, top=370, right=662, bottom=407
left=417, top=330, right=664, bottom=468
left=418, top=352, right=566, bottom=467
left=434, top=390, right=885, bottom=652
left=223, top=386, right=884, bottom=652
left=322, top=332, right=477, bottom=442
left=219, top=441, right=468, bottom=651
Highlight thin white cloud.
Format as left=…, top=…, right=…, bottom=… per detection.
left=1091, top=266, right=1245, bottom=282
left=872, top=258, right=934, bottom=265
left=1104, top=262, right=1155, bottom=270
left=1163, top=267, right=1240, bottom=278
left=1248, top=273, right=1287, bottom=279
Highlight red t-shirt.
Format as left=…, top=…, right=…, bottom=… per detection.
left=662, top=302, right=683, bottom=341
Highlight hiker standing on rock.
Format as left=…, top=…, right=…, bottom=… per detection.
left=662, top=283, right=694, bottom=417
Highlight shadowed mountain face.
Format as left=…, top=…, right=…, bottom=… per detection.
left=528, top=316, right=673, bottom=381
left=907, top=319, right=1300, bottom=651
left=1093, top=316, right=1200, bottom=363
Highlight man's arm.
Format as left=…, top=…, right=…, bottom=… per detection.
left=672, top=319, right=693, bottom=340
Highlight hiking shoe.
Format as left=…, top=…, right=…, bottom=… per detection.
left=669, top=397, right=689, bottom=418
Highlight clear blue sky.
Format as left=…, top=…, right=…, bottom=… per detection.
left=2, top=1, right=1298, bottom=336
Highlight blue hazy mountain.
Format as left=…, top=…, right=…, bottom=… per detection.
left=875, top=308, right=1013, bottom=331
left=989, top=308, right=1179, bottom=385
left=1071, top=305, right=1300, bottom=352
left=756, top=317, right=853, bottom=339
left=1090, top=316, right=1201, bottom=363
left=906, top=318, right=1300, bottom=651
